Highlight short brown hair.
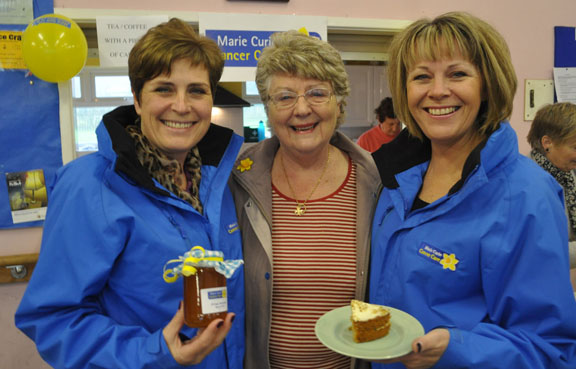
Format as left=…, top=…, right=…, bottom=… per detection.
left=388, top=12, right=517, bottom=140
left=255, top=30, right=350, bottom=127
left=527, top=102, right=576, bottom=153
left=129, top=18, right=224, bottom=103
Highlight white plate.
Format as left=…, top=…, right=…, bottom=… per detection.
left=315, top=305, right=424, bottom=360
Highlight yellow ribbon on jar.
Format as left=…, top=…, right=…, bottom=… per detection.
left=163, top=246, right=243, bottom=283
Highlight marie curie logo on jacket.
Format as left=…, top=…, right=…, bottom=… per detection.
left=227, top=222, right=239, bottom=234
left=418, top=242, right=459, bottom=271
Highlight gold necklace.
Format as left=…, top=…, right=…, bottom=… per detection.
left=280, top=148, right=331, bottom=216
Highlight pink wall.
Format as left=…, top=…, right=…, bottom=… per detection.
left=3, top=1, right=575, bottom=367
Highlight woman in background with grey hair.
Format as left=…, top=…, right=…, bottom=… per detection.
left=528, top=102, right=576, bottom=289
left=230, top=30, right=380, bottom=369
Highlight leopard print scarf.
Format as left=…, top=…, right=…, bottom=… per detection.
left=126, top=124, right=203, bottom=214
left=531, top=149, right=576, bottom=236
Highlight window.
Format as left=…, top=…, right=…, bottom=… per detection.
left=242, top=103, right=270, bottom=142
left=94, top=75, right=132, bottom=98
left=242, top=82, right=270, bottom=142
left=244, top=81, right=260, bottom=96
left=72, top=68, right=133, bottom=154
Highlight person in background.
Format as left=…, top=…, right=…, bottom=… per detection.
left=369, top=12, right=576, bottom=369
left=15, top=18, right=244, bottom=369
left=230, top=30, right=381, bottom=369
left=356, top=97, right=401, bottom=152
left=527, top=102, right=576, bottom=290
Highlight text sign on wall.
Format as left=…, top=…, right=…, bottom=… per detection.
left=0, top=31, right=26, bottom=69
left=96, top=16, right=169, bottom=67
left=205, top=30, right=275, bottom=67
left=206, top=29, right=323, bottom=68
left=200, top=13, right=327, bottom=81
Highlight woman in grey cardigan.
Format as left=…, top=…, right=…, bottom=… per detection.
left=229, top=31, right=381, bottom=369
left=527, top=102, right=576, bottom=289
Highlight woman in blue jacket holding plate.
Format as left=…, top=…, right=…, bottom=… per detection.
left=369, top=12, right=576, bottom=369
left=15, top=18, right=244, bottom=369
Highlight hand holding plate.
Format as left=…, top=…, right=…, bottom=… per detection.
left=373, top=328, right=450, bottom=369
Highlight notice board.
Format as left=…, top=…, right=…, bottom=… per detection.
left=0, top=0, right=61, bottom=229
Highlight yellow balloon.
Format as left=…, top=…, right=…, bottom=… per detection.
left=22, top=14, right=87, bottom=83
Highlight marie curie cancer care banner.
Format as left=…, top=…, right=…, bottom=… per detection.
left=199, top=13, right=327, bottom=82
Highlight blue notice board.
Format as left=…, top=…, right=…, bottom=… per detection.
left=555, top=26, right=576, bottom=67
left=0, top=0, right=60, bottom=229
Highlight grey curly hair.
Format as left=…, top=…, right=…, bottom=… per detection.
left=255, top=30, right=350, bottom=127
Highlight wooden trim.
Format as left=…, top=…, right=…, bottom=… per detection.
left=0, top=253, right=38, bottom=284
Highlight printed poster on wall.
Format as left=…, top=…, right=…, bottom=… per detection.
left=553, top=67, right=576, bottom=103
left=0, top=30, right=26, bottom=69
left=0, top=0, right=33, bottom=25
left=96, top=15, right=169, bottom=67
left=199, top=13, right=327, bottom=82
left=5, top=169, right=48, bottom=224
left=553, top=26, right=576, bottom=103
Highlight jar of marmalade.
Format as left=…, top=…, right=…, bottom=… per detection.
left=163, top=246, right=243, bottom=328
left=183, top=266, right=228, bottom=327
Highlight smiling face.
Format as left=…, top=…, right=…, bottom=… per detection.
left=406, top=52, right=483, bottom=148
left=134, top=58, right=212, bottom=165
left=267, top=74, right=340, bottom=157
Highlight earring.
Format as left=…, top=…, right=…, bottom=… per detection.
left=545, top=148, right=550, bottom=152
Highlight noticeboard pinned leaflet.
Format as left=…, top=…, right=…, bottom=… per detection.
left=554, top=26, right=576, bottom=103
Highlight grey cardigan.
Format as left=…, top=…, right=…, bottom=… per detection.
left=229, top=132, right=381, bottom=369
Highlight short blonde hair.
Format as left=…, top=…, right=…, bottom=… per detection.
left=388, top=12, right=517, bottom=140
left=255, top=30, right=350, bottom=127
left=129, top=18, right=224, bottom=103
left=527, top=102, right=576, bottom=153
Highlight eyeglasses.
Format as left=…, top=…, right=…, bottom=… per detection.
left=269, top=88, right=333, bottom=109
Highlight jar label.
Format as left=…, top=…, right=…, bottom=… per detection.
left=200, top=286, right=228, bottom=314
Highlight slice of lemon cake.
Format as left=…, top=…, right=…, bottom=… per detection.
left=350, top=299, right=391, bottom=343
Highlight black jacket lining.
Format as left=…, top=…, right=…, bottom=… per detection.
left=372, top=128, right=488, bottom=195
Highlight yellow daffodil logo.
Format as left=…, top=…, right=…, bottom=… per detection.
left=440, top=253, right=459, bottom=271
left=296, top=27, right=322, bottom=40
left=237, top=158, right=253, bottom=172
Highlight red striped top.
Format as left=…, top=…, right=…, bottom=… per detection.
left=269, top=160, right=357, bottom=369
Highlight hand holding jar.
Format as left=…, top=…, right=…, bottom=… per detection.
left=163, top=246, right=244, bottom=327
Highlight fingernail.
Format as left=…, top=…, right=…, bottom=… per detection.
left=217, top=321, right=224, bottom=328
left=417, top=342, right=422, bottom=353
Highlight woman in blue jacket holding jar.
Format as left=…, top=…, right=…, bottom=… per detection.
left=369, top=12, right=576, bottom=369
left=15, top=18, right=244, bottom=369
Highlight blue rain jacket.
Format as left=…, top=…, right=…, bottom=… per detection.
left=15, top=105, right=245, bottom=369
left=370, top=123, right=576, bottom=369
